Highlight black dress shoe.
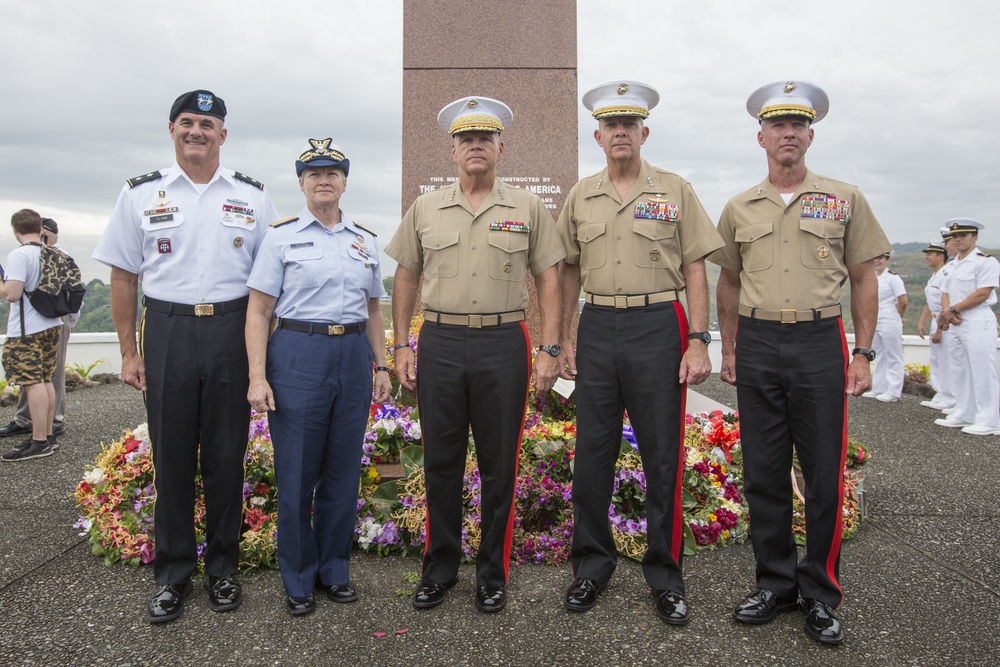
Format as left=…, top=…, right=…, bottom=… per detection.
left=0, top=420, right=31, bottom=438
left=51, top=423, right=66, bottom=437
left=326, top=583, right=358, bottom=603
left=475, top=585, right=507, bottom=612
left=286, top=595, right=316, bottom=616
left=148, top=581, right=193, bottom=624
left=205, top=574, right=242, bottom=612
left=802, top=598, right=845, bottom=645
left=733, top=588, right=798, bottom=625
left=564, top=577, right=605, bottom=612
left=412, top=578, right=457, bottom=609
left=652, top=589, right=689, bottom=625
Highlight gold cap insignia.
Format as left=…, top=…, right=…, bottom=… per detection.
left=233, top=237, right=244, bottom=248
left=817, top=245, right=830, bottom=258
left=617, top=83, right=629, bottom=95
left=783, top=82, right=797, bottom=93
left=467, top=100, right=478, bottom=108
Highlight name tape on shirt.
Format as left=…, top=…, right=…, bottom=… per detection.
left=800, top=195, right=850, bottom=223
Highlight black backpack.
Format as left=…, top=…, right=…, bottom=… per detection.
left=19, top=242, right=86, bottom=332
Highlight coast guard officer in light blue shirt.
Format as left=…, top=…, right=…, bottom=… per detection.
left=245, top=138, right=392, bottom=616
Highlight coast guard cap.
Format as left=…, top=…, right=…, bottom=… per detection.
left=169, top=90, right=227, bottom=122
left=943, top=217, right=983, bottom=235
left=747, top=80, right=829, bottom=123
left=923, top=238, right=947, bottom=254
left=583, top=80, right=659, bottom=119
left=295, top=138, right=349, bottom=177
left=438, top=96, right=513, bottom=135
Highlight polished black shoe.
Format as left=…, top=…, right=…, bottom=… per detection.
left=564, top=577, right=605, bottom=612
left=802, top=598, right=845, bottom=645
left=148, top=581, right=193, bottom=624
left=0, top=420, right=31, bottom=438
left=733, top=588, right=798, bottom=625
left=326, top=583, right=358, bottom=603
left=286, top=595, right=316, bottom=616
left=475, top=585, right=507, bottom=612
left=652, top=589, right=689, bottom=625
left=412, top=578, right=457, bottom=609
left=204, top=574, right=242, bottom=612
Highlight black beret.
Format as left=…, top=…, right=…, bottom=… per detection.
left=169, top=90, right=227, bottom=122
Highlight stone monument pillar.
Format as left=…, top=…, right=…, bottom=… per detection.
left=402, top=0, right=578, bottom=341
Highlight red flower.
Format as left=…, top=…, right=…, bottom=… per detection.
left=254, top=482, right=270, bottom=495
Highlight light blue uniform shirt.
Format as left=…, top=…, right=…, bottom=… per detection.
left=247, top=207, right=383, bottom=324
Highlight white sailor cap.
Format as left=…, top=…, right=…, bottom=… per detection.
left=582, top=80, right=659, bottom=119
left=923, top=238, right=947, bottom=254
left=940, top=226, right=954, bottom=240
left=943, top=217, right=984, bottom=235
left=437, top=96, right=513, bottom=136
left=747, top=80, right=829, bottom=123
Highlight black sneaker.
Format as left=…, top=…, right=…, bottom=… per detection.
left=52, top=423, right=66, bottom=437
left=0, top=420, right=32, bottom=438
left=48, top=435, right=59, bottom=451
left=1, top=438, right=54, bottom=461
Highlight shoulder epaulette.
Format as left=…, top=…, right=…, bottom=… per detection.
left=235, top=171, right=264, bottom=190
left=270, top=216, right=298, bottom=228
left=978, top=250, right=991, bottom=257
left=351, top=221, right=377, bottom=237
left=126, top=171, right=162, bottom=188
left=888, top=270, right=897, bottom=275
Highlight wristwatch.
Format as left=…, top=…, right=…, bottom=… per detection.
left=852, top=347, right=876, bottom=362
left=538, top=344, right=561, bottom=357
left=688, top=332, right=712, bottom=345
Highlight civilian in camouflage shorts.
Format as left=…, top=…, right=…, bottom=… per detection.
left=1, top=209, right=64, bottom=461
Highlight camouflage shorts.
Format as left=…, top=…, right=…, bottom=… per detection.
left=2, top=325, right=61, bottom=385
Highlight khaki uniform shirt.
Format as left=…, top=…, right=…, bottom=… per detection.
left=711, top=169, right=890, bottom=310
left=385, top=179, right=565, bottom=313
left=557, top=159, right=723, bottom=295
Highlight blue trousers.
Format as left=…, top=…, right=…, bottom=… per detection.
left=267, top=327, right=372, bottom=597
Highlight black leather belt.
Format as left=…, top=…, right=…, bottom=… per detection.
left=277, top=318, right=366, bottom=336
left=143, top=296, right=249, bottom=317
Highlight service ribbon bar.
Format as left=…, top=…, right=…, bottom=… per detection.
left=634, top=201, right=679, bottom=221
left=800, top=195, right=850, bottom=222
left=490, top=220, right=530, bottom=233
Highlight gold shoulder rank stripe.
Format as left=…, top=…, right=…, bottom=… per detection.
left=352, top=221, right=377, bottom=237
left=126, top=171, right=162, bottom=188
left=270, top=216, right=298, bottom=228
left=235, top=171, right=264, bottom=190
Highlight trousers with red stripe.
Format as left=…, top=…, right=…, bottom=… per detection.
left=570, top=301, right=689, bottom=593
left=735, top=315, right=848, bottom=608
left=416, top=320, right=530, bottom=589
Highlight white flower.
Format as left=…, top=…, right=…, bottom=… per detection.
left=250, top=496, right=267, bottom=507
left=380, top=420, right=397, bottom=436
left=132, top=423, right=149, bottom=442
left=77, top=518, right=93, bottom=536
left=406, top=422, right=422, bottom=440
left=83, top=468, right=106, bottom=485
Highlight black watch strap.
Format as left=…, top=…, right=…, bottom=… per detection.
left=852, top=347, right=876, bottom=361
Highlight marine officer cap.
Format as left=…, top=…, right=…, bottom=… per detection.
left=295, top=138, right=350, bottom=177
left=747, top=80, right=829, bottom=123
left=438, top=96, right=513, bottom=135
left=583, top=80, right=659, bottom=119
left=923, top=238, right=947, bottom=254
left=943, top=217, right=983, bottom=235
left=169, top=90, right=227, bottom=122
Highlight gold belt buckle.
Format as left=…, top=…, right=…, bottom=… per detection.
left=327, top=325, right=345, bottom=335
left=194, top=304, right=215, bottom=317
left=468, top=314, right=483, bottom=328
left=614, top=295, right=628, bottom=309
left=779, top=309, right=797, bottom=324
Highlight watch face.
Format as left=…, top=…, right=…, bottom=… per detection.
left=540, top=344, right=561, bottom=357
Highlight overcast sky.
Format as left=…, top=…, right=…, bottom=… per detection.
left=2, top=0, right=998, bottom=282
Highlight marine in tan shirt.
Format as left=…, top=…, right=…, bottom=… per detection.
left=713, top=80, right=890, bottom=647
left=385, top=95, right=564, bottom=615
left=556, top=80, right=723, bottom=626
